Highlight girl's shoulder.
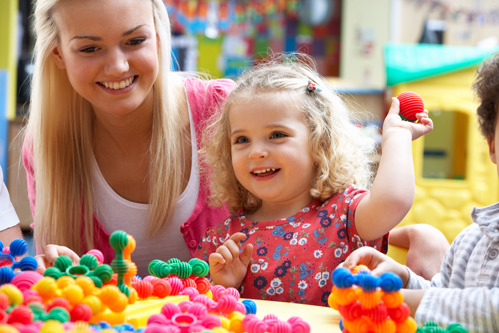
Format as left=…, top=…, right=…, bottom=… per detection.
left=329, top=184, right=369, bottom=203
left=207, top=210, right=245, bottom=233
left=311, top=184, right=369, bottom=216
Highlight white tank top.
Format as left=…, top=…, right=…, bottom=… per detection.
left=92, top=97, right=199, bottom=277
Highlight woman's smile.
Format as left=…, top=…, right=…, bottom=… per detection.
left=97, top=75, right=137, bottom=94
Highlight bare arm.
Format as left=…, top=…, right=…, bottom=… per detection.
left=402, top=289, right=426, bottom=317
left=0, top=225, right=24, bottom=246
left=355, top=98, right=433, bottom=240
left=389, top=225, right=449, bottom=280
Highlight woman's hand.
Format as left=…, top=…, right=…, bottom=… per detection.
left=34, top=244, right=80, bottom=273
left=340, top=247, right=410, bottom=287
left=383, top=97, right=434, bottom=141
left=209, top=233, right=253, bottom=289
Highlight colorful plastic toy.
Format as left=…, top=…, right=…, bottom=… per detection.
left=31, top=276, right=129, bottom=321
left=417, top=321, right=468, bottom=333
left=210, top=286, right=239, bottom=302
left=0, top=239, right=38, bottom=285
left=43, top=251, right=113, bottom=289
left=241, top=300, right=257, bottom=315
left=330, top=266, right=416, bottom=333
left=241, top=313, right=311, bottom=333
left=0, top=230, right=310, bottom=332
left=109, top=231, right=131, bottom=299
left=148, top=258, right=209, bottom=280
left=397, top=91, right=424, bottom=122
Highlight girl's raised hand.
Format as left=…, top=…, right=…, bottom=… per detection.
left=209, top=232, right=253, bottom=289
left=35, top=244, right=80, bottom=273
left=383, top=97, right=433, bottom=141
left=340, top=247, right=409, bottom=288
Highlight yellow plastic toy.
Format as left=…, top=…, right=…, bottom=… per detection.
left=112, top=295, right=188, bottom=328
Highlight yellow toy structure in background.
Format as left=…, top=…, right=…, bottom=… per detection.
left=386, top=44, right=498, bottom=243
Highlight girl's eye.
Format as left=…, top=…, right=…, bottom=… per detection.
left=234, top=136, right=250, bottom=144
left=128, top=38, right=146, bottom=46
left=270, top=132, right=287, bottom=139
left=80, top=47, right=98, bottom=53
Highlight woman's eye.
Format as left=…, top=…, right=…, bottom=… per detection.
left=270, top=132, right=286, bottom=139
left=80, top=47, right=98, bottom=53
left=235, top=136, right=250, bottom=144
left=128, top=38, right=146, bottom=46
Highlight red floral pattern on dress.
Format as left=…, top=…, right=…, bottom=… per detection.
left=194, top=185, right=389, bottom=306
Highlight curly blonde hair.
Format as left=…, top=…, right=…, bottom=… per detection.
left=202, top=55, right=375, bottom=214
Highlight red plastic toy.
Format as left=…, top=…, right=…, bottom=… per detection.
left=397, top=92, right=424, bottom=122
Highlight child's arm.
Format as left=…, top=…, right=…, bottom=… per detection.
left=401, top=289, right=426, bottom=317
left=345, top=246, right=499, bottom=330
left=355, top=97, right=433, bottom=240
left=407, top=287, right=499, bottom=330
left=209, top=232, right=253, bottom=289
left=341, top=246, right=410, bottom=287
left=389, top=225, right=449, bottom=280
left=0, top=226, right=23, bottom=249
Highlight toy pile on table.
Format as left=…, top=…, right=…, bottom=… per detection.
left=328, top=266, right=468, bottom=333
left=0, top=231, right=312, bottom=333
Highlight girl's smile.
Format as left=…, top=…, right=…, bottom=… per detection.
left=250, top=167, right=281, bottom=180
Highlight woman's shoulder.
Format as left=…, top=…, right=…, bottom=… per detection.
left=181, top=76, right=235, bottom=124
left=21, top=132, right=34, bottom=167
left=183, top=77, right=235, bottom=103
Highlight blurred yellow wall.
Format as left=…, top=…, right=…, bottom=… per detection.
left=393, top=68, right=499, bottom=242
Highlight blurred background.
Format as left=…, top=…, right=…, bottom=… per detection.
left=1, top=0, right=499, bottom=250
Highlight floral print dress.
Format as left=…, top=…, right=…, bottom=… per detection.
left=194, top=185, right=389, bottom=306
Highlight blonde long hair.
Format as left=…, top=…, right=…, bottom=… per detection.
left=27, top=0, right=185, bottom=253
left=202, top=55, right=375, bottom=214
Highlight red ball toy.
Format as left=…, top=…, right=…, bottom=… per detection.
left=151, top=279, right=171, bottom=298
left=396, top=92, right=424, bottom=122
left=131, top=280, right=154, bottom=299
left=70, top=303, right=92, bottom=322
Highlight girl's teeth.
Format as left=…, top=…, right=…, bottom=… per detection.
left=253, top=168, right=276, bottom=174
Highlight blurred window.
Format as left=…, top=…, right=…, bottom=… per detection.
left=422, top=110, right=467, bottom=180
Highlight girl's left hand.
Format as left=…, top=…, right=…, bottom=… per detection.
left=383, top=97, right=433, bottom=141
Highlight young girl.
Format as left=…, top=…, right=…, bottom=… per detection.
left=194, top=57, right=433, bottom=306
left=20, top=0, right=235, bottom=277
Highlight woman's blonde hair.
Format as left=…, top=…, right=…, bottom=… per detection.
left=27, top=0, right=185, bottom=253
left=202, top=55, right=375, bottom=214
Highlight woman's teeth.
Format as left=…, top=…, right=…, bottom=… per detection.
left=101, top=76, right=135, bottom=90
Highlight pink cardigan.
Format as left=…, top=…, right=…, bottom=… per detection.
left=23, top=78, right=235, bottom=263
